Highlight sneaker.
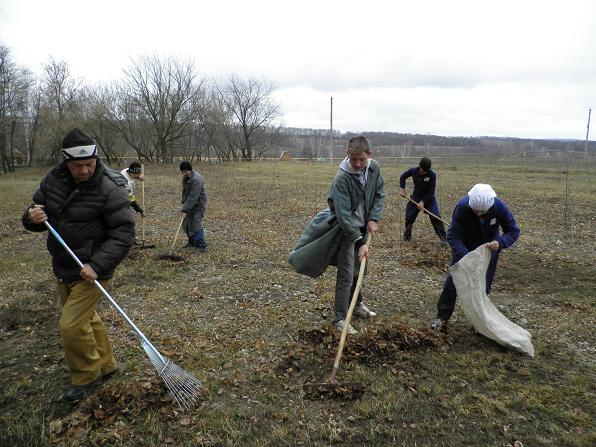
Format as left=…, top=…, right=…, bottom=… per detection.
left=431, top=318, right=446, bottom=331
left=353, top=303, right=377, bottom=318
left=334, top=320, right=358, bottom=335
left=63, top=376, right=102, bottom=402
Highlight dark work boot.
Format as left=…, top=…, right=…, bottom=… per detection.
left=402, top=227, right=412, bottom=242
left=63, top=376, right=102, bottom=402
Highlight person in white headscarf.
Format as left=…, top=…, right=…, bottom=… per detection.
left=431, top=183, right=520, bottom=331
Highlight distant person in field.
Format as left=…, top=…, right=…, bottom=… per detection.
left=399, top=157, right=447, bottom=244
left=120, top=161, right=145, bottom=217
left=431, top=183, right=520, bottom=331
left=179, top=160, right=207, bottom=251
left=22, top=128, right=135, bottom=401
left=288, top=136, right=385, bottom=335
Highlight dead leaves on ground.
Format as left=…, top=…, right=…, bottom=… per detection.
left=48, top=375, right=173, bottom=444
left=276, top=321, right=444, bottom=400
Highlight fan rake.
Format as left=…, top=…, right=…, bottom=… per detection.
left=45, top=221, right=202, bottom=409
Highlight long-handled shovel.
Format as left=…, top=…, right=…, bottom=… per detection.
left=157, top=215, right=185, bottom=261
left=304, top=233, right=372, bottom=399
left=401, top=195, right=450, bottom=226
left=138, top=163, right=155, bottom=249
left=44, top=221, right=202, bottom=409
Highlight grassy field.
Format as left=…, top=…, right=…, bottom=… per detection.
left=0, top=158, right=594, bottom=446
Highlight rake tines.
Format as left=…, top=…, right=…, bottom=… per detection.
left=141, top=340, right=203, bottom=409
left=45, top=221, right=204, bottom=410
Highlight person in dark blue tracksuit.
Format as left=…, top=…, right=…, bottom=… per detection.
left=399, top=157, right=446, bottom=243
left=431, top=183, right=520, bottom=330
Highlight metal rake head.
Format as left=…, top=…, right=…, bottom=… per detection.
left=142, top=340, right=203, bottom=409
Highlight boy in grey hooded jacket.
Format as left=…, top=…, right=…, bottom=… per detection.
left=289, top=136, right=385, bottom=334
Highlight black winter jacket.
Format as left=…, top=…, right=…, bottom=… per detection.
left=22, top=160, right=135, bottom=282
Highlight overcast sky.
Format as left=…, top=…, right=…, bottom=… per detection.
left=1, top=0, right=595, bottom=139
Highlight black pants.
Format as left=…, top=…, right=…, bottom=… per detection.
left=436, top=250, right=499, bottom=321
left=403, top=199, right=446, bottom=241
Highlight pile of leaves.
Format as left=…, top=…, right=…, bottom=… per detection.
left=277, top=322, right=444, bottom=379
left=48, top=376, right=173, bottom=444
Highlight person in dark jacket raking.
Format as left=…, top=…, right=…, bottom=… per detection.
left=399, top=157, right=447, bottom=244
left=431, top=183, right=520, bottom=331
left=179, top=160, right=207, bottom=251
left=22, top=128, right=135, bottom=401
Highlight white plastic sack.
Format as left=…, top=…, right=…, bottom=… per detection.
left=449, top=245, right=535, bottom=357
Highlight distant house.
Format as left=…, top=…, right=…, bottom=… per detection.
left=13, top=149, right=27, bottom=167
left=279, top=150, right=292, bottom=160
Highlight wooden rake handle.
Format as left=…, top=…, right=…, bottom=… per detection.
left=401, top=195, right=450, bottom=226
left=141, top=163, right=146, bottom=240
left=171, top=215, right=185, bottom=252
left=329, top=232, right=372, bottom=384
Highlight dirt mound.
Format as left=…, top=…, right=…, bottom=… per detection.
left=399, top=241, right=450, bottom=271
left=277, top=322, right=443, bottom=378
left=343, top=323, right=443, bottom=365
left=303, top=381, right=366, bottom=400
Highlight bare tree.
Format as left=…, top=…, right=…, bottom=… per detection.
left=0, top=44, right=31, bottom=173
left=82, top=85, right=129, bottom=165
left=25, top=80, right=43, bottom=166
left=112, top=55, right=205, bottom=162
left=40, top=58, right=82, bottom=161
left=216, top=75, right=281, bottom=160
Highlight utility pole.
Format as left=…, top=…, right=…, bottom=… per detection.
left=329, top=96, right=333, bottom=161
left=585, top=108, right=591, bottom=158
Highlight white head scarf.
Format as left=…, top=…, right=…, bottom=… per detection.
left=467, top=183, right=497, bottom=211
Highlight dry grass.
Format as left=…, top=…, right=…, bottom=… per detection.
left=0, top=159, right=594, bottom=446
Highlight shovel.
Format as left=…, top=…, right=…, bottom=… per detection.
left=157, top=215, right=185, bottom=261
left=303, top=232, right=372, bottom=399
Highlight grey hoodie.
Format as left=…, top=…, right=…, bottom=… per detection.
left=338, top=157, right=371, bottom=228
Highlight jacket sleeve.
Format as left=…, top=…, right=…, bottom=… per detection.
left=422, top=171, right=437, bottom=202
left=130, top=199, right=144, bottom=214
left=328, top=176, right=361, bottom=243
left=368, top=168, right=385, bottom=222
left=88, top=186, right=135, bottom=276
left=399, top=168, right=412, bottom=189
left=22, top=181, right=49, bottom=233
left=496, top=202, right=520, bottom=249
left=181, top=176, right=204, bottom=214
left=198, top=183, right=207, bottom=217
left=446, top=204, right=469, bottom=262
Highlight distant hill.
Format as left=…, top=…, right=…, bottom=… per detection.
left=281, top=128, right=591, bottom=159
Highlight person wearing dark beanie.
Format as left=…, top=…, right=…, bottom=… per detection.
left=179, top=160, right=193, bottom=172
left=121, top=161, right=145, bottom=217
left=179, top=160, right=207, bottom=251
left=398, top=157, right=447, bottom=245
left=22, top=127, right=135, bottom=401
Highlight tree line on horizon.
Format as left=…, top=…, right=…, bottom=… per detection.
left=0, top=43, right=590, bottom=173
left=0, top=44, right=286, bottom=173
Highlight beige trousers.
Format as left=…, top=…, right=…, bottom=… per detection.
left=57, top=280, right=117, bottom=385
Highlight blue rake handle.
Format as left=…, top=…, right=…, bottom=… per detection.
left=44, top=221, right=165, bottom=364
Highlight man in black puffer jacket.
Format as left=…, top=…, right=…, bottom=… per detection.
left=22, top=128, right=135, bottom=401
